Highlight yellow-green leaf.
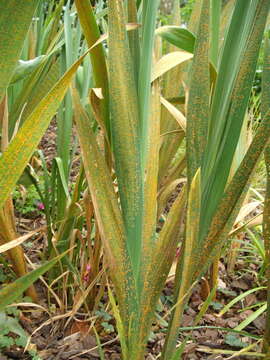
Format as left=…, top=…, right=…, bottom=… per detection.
left=0, top=251, right=69, bottom=311
left=161, top=169, right=201, bottom=359
left=108, top=0, right=142, bottom=277
left=0, top=51, right=89, bottom=209
left=151, top=51, right=193, bottom=82
left=72, top=88, right=138, bottom=339
left=0, top=0, right=40, bottom=102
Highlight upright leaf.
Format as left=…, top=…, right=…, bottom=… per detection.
left=0, top=0, right=40, bottom=102
left=127, top=0, right=140, bottom=84
left=186, top=0, right=210, bottom=184
left=72, top=89, right=138, bottom=342
left=162, top=170, right=201, bottom=359
left=108, top=0, right=142, bottom=278
left=201, top=0, right=270, bottom=236
left=0, top=51, right=90, bottom=209
left=0, top=251, right=69, bottom=311
left=136, top=186, right=186, bottom=360
left=210, top=0, right=221, bottom=67
left=158, top=2, right=188, bottom=185
left=75, top=0, right=110, bottom=134
left=262, top=34, right=270, bottom=354
left=139, top=0, right=160, bottom=168
left=141, top=80, right=160, bottom=261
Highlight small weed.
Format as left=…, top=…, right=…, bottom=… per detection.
left=225, top=334, right=248, bottom=349
left=0, top=302, right=41, bottom=359
left=13, top=183, right=45, bottom=218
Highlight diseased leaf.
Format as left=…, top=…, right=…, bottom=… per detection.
left=160, top=97, right=186, bottom=132
left=201, top=0, right=270, bottom=235
left=10, top=56, right=46, bottom=85
left=0, top=0, right=41, bottom=101
left=162, top=169, right=201, bottom=359
left=186, top=0, right=210, bottom=184
left=0, top=51, right=90, bottom=209
left=72, top=88, right=138, bottom=342
left=151, top=51, right=193, bottom=82
left=75, top=0, right=110, bottom=133
left=108, top=0, right=142, bottom=278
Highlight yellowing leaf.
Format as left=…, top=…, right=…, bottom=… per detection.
left=151, top=51, right=192, bottom=82
left=0, top=0, right=40, bottom=101
left=0, top=51, right=90, bottom=209
left=0, top=228, right=45, bottom=254
left=161, top=96, right=186, bottom=132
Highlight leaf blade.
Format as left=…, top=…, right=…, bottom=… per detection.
left=0, top=0, right=41, bottom=101
left=0, top=251, right=69, bottom=311
left=0, top=51, right=89, bottom=209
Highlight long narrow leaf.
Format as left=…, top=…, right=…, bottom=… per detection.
left=162, top=169, right=201, bottom=359
left=0, top=251, right=69, bottom=311
left=72, top=88, right=138, bottom=341
left=158, top=3, right=186, bottom=186
left=74, top=0, right=110, bottom=133
left=0, top=51, right=90, bottom=209
left=186, top=0, right=210, bottom=184
left=201, top=0, right=270, bottom=236
left=127, top=0, right=140, bottom=85
left=108, top=0, right=142, bottom=278
left=137, top=187, right=187, bottom=360
left=262, top=34, right=270, bottom=353
left=0, top=0, right=40, bottom=102
left=155, top=26, right=196, bottom=54
left=140, top=79, right=161, bottom=276
left=139, top=0, right=160, bottom=168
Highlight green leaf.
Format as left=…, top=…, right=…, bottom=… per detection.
left=210, top=0, right=221, bottom=67
left=10, top=56, right=46, bottom=85
left=0, top=335, right=14, bottom=348
left=9, top=58, right=61, bottom=133
left=262, top=32, right=270, bottom=353
left=158, top=2, right=186, bottom=185
left=127, top=0, right=140, bottom=86
left=139, top=0, right=160, bottom=169
left=0, top=50, right=90, bottom=210
left=0, top=312, right=26, bottom=339
left=156, top=26, right=196, bottom=54
left=186, top=0, right=210, bottom=184
left=137, top=186, right=187, bottom=360
left=194, top=285, right=217, bottom=325
left=74, top=0, right=110, bottom=134
left=218, top=287, right=266, bottom=317
left=108, top=0, right=142, bottom=278
left=177, top=325, right=260, bottom=340
left=235, top=303, right=267, bottom=331
left=201, top=0, right=270, bottom=236
left=225, top=334, right=248, bottom=349
left=72, top=88, right=138, bottom=342
left=0, top=251, right=69, bottom=310
left=140, top=79, right=160, bottom=288
left=161, top=169, right=201, bottom=359
left=171, top=340, right=187, bottom=360
left=0, top=0, right=41, bottom=101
